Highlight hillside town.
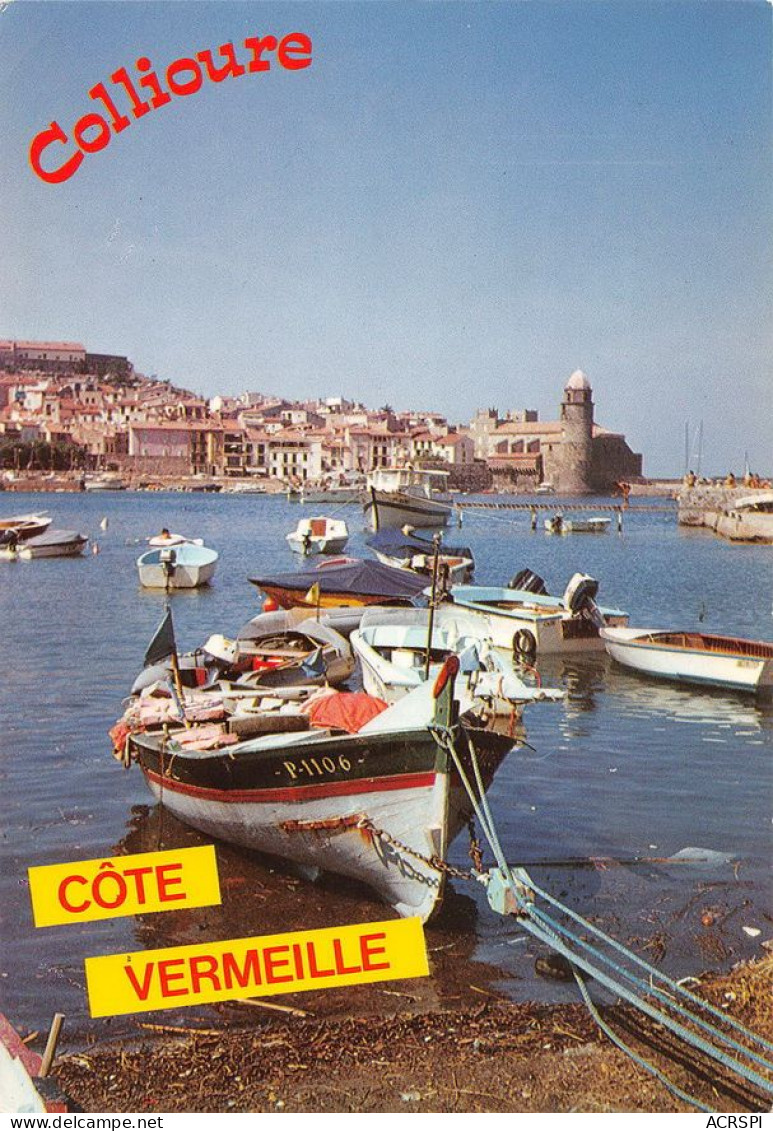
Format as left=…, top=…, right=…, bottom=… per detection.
left=0, top=338, right=642, bottom=493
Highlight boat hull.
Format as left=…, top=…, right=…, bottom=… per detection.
left=601, top=627, right=773, bottom=694
left=18, top=536, right=88, bottom=559
left=131, top=723, right=512, bottom=920
left=286, top=534, right=350, bottom=556
left=137, top=546, right=219, bottom=589
left=365, top=489, right=451, bottom=532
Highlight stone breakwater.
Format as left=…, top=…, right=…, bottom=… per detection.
left=678, top=486, right=773, bottom=544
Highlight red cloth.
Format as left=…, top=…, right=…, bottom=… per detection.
left=307, top=692, right=388, bottom=734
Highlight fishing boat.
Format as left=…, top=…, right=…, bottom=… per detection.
left=14, top=529, right=88, bottom=559
left=119, top=658, right=517, bottom=921
left=0, top=513, right=52, bottom=540
left=544, top=514, right=611, bottom=535
left=366, top=527, right=474, bottom=582
left=446, top=572, right=629, bottom=658
left=600, top=626, right=773, bottom=696
left=364, top=467, right=453, bottom=531
left=286, top=516, right=349, bottom=556
left=137, top=543, right=219, bottom=589
left=351, top=606, right=564, bottom=712
left=250, top=558, right=429, bottom=609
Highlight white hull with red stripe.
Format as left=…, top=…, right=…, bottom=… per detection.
left=143, top=764, right=449, bottom=921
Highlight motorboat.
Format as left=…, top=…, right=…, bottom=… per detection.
left=544, top=514, right=611, bottom=535
left=250, top=558, right=429, bottom=609
left=115, top=657, right=517, bottom=921
left=137, top=542, right=219, bottom=589
left=600, top=626, right=773, bottom=696
left=286, top=516, right=349, bottom=556
left=351, top=606, right=565, bottom=714
left=364, top=467, right=453, bottom=531
left=445, top=570, right=629, bottom=657
left=366, top=527, right=474, bottom=582
left=12, top=529, right=88, bottom=559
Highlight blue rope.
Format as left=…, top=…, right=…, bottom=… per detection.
left=438, top=722, right=773, bottom=1109
left=527, top=879, right=773, bottom=1068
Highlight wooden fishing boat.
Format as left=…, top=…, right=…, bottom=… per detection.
left=286, top=516, right=349, bottom=556
left=351, top=605, right=564, bottom=712
left=366, top=528, right=474, bottom=582
left=121, top=659, right=516, bottom=921
left=446, top=572, right=629, bottom=657
left=137, top=543, right=219, bottom=589
left=250, top=558, right=429, bottom=609
left=364, top=467, right=453, bottom=531
left=600, top=626, right=773, bottom=695
left=0, top=513, right=52, bottom=539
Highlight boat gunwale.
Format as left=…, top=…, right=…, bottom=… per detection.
left=606, top=629, right=773, bottom=662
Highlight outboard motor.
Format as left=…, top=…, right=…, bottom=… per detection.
left=508, top=568, right=548, bottom=594
left=159, top=546, right=177, bottom=588
left=563, top=572, right=604, bottom=628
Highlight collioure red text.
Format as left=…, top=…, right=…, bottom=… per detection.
left=29, top=33, right=313, bottom=185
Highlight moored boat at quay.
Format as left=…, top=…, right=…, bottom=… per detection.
left=600, top=626, right=773, bottom=696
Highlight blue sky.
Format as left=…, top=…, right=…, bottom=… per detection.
left=1, top=1, right=770, bottom=476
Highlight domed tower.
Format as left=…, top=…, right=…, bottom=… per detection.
left=558, top=370, right=594, bottom=494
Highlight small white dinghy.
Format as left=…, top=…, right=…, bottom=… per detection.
left=544, top=514, right=611, bottom=535
left=286, top=516, right=349, bottom=556
left=147, top=530, right=204, bottom=548
left=137, top=542, right=219, bottom=589
left=600, top=626, right=773, bottom=696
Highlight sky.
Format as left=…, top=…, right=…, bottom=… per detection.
left=1, top=0, right=770, bottom=477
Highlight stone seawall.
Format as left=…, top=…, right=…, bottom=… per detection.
left=678, top=486, right=773, bottom=543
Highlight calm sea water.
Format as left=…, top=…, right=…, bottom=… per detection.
left=0, top=489, right=771, bottom=1038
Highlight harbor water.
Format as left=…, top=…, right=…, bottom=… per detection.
left=0, top=490, right=771, bottom=1041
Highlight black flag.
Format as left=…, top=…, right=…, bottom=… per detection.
left=144, top=608, right=177, bottom=668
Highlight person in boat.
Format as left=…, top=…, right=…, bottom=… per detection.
left=725, top=472, right=736, bottom=488
left=157, top=527, right=173, bottom=541
left=301, top=528, right=313, bottom=555
left=684, top=470, right=696, bottom=488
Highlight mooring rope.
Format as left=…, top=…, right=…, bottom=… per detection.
left=434, top=722, right=773, bottom=1110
